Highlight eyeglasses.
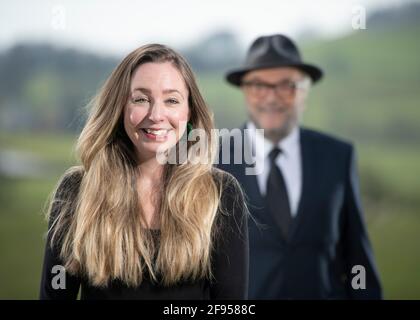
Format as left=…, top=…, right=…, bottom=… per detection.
left=241, top=79, right=310, bottom=98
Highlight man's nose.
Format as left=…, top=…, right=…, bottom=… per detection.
left=262, top=87, right=279, bottom=104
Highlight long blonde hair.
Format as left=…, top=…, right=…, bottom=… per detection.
left=47, top=44, right=226, bottom=287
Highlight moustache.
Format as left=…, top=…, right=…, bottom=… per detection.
left=255, top=104, right=288, bottom=113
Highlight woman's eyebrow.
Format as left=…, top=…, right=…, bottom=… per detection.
left=132, top=87, right=151, bottom=94
left=131, top=88, right=183, bottom=98
left=163, top=89, right=184, bottom=98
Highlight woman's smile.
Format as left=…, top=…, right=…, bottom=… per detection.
left=139, top=128, right=172, bottom=142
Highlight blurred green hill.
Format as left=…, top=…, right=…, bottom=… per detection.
left=0, top=45, right=118, bottom=131
left=0, top=2, right=419, bottom=299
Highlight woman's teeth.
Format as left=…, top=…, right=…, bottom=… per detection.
left=143, top=129, right=169, bottom=136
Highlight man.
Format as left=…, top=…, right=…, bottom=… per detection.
left=217, top=34, right=382, bottom=299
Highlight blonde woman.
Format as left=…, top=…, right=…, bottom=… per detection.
left=39, top=44, right=249, bottom=299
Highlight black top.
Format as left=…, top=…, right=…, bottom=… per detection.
left=39, top=168, right=248, bottom=300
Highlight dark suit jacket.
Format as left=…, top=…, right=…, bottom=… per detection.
left=216, top=125, right=382, bottom=299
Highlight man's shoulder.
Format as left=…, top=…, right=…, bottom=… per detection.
left=300, top=126, right=354, bottom=153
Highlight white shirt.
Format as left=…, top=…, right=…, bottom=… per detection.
left=246, top=121, right=302, bottom=217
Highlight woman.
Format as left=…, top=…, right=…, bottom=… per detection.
left=39, top=44, right=249, bottom=299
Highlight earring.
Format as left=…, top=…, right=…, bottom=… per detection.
left=187, top=122, right=193, bottom=135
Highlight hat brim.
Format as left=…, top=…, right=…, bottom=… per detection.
left=226, top=62, right=323, bottom=86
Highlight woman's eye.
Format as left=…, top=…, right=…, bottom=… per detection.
left=166, top=98, right=179, bottom=105
left=132, top=97, right=149, bottom=104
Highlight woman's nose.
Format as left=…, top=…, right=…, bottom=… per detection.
left=148, top=101, right=165, bottom=122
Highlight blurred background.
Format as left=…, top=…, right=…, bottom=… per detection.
left=0, top=0, right=419, bottom=299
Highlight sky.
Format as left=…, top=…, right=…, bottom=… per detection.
left=0, top=0, right=414, bottom=56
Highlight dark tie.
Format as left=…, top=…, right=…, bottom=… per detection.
left=265, top=147, right=292, bottom=238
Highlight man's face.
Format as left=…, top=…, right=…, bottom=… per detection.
left=241, top=67, right=310, bottom=142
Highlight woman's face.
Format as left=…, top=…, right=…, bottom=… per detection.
left=124, top=61, right=190, bottom=162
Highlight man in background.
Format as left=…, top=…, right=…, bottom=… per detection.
left=217, top=34, right=382, bottom=299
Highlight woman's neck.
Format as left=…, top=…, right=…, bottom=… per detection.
left=136, top=154, right=165, bottom=230
left=136, top=153, right=164, bottom=181
left=137, top=150, right=164, bottom=181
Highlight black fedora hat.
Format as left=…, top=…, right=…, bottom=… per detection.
left=226, top=34, right=323, bottom=86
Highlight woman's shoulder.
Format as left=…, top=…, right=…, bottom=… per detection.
left=211, top=167, right=247, bottom=209
left=53, top=166, right=84, bottom=200
left=211, top=167, right=249, bottom=244
left=46, top=166, right=84, bottom=233
left=210, top=167, right=241, bottom=191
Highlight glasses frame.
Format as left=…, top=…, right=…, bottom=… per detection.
left=241, top=78, right=310, bottom=98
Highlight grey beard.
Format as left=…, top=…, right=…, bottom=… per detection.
left=250, top=113, right=299, bottom=144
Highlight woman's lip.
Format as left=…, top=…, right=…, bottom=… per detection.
left=140, top=128, right=172, bottom=134
left=140, top=128, right=170, bottom=141
left=141, top=128, right=171, bottom=130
